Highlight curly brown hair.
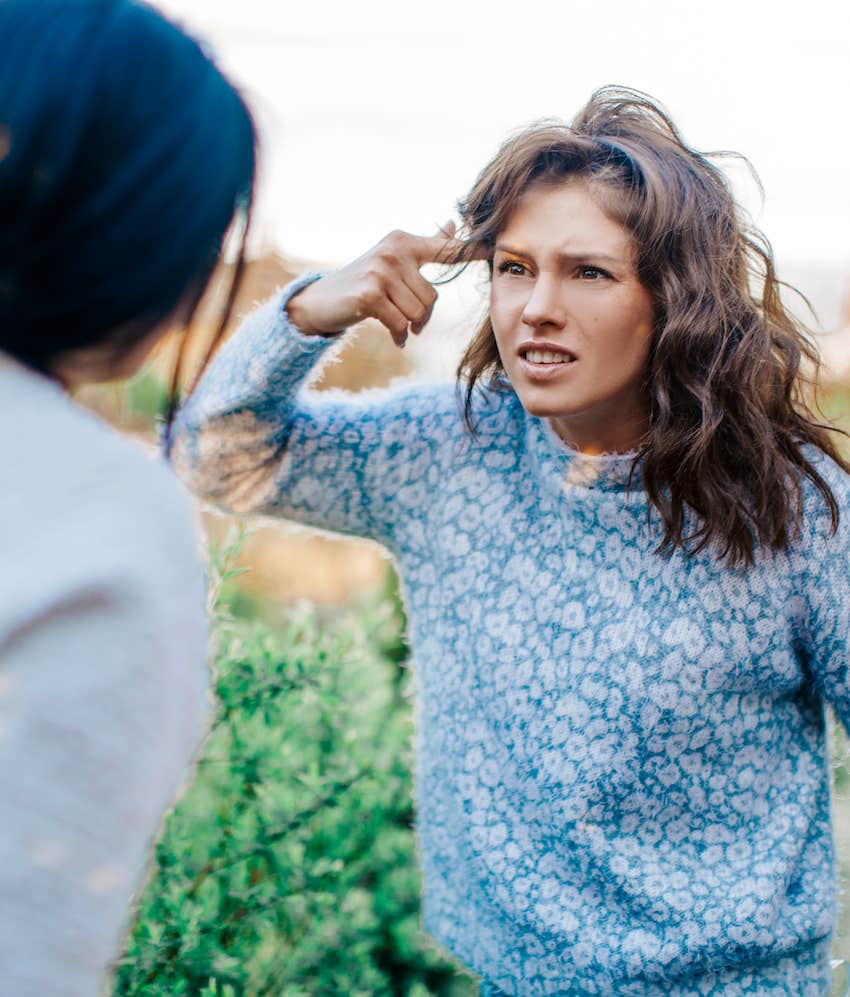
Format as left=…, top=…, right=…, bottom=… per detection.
left=454, top=86, right=848, bottom=567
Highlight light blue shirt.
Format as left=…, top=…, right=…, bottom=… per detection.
left=170, top=276, right=850, bottom=996
left=0, top=352, right=209, bottom=996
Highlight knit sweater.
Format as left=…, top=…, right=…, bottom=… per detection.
left=170, top=278, right=850, bottom=996
left=0, top=353, right=209, bottom=996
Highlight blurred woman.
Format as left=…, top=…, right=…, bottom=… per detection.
left=171, top=89, right=850, bottom=994
left=0, top=1, right=255, bottom=993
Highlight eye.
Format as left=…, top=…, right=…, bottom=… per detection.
left=496, top=259, right=529, bottom=277
left=577, top=265, right=611, bottom=280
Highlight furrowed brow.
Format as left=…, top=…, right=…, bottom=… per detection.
left=493, top=243, right=531, bottom=258
left=556, top=251, right=621, bottom=265
left=494, top=244, right=623, bottom=266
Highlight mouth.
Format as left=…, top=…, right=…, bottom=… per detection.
left=517, top=342, right=577, bottom=378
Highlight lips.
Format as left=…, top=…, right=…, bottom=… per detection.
left=524, top=348, right=574, bottom=365
left=517, top=341, right=577, bottom=364
left=516, top=341, right=577, bottom=383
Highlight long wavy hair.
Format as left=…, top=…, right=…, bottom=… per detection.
left=455, top=86, right=848, bottom=567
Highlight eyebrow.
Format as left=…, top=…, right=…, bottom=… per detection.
left=494, top=243, right=623, bottom=265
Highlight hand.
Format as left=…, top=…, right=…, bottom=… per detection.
left=285, top=223, right=473, bottom=348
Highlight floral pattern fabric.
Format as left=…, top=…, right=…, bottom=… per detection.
left=170, top=278, right=850, bottom=996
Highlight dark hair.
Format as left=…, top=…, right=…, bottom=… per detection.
left=0, top=0, right=256, bottom=414
left=455, top=86, right=849, bottom=567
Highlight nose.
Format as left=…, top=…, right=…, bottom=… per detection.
left=520, top=272, right=566, bottom=329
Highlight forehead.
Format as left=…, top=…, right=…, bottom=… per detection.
left=497, top=180, right=635, bottom=260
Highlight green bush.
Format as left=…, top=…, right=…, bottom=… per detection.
left=113, top=535, right=477, bottom=996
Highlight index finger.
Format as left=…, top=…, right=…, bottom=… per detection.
left=408, top=233, right=489, bottom=266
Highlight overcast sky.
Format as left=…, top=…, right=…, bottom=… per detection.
left=151, top=0, right=850, bottom=337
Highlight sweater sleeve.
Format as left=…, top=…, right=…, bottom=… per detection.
left=168, top=276, right=459, bottom=550
left=797, top=458, right=850, bottom=733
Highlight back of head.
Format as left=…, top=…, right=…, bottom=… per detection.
left=0, top=0, right=256, bottom=372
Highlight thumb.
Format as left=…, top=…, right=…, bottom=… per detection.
left=434, top=219, right=456, bottom=239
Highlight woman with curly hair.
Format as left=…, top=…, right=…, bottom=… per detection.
left=171, top=88, right=849, bottom=994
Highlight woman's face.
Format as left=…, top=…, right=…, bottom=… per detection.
left=490, top=180, right=655, bottom=455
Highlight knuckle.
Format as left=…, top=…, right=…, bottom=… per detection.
left=381, top=229, right=407, bottom=256
left=354, top=282, right=380, bottom=313
left=375, top=246, right=397, bottom=269
left=367, top=260, right=390, bottom=285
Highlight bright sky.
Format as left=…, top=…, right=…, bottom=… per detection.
left=152, top=0, right=850, bottom=340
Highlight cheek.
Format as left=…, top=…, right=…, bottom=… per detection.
left=605, top=294, right=654, bottom=355
left=490, top=324, right=512, bottom=368
left=489, top=284, right=523, bottom=341
left=607, top=328, right=652, bottom=382
left=631, top=286, right=656, bottom=339
left=488, top=290, right=508, bottom=346
left=621, top=318, right=655, bottom=384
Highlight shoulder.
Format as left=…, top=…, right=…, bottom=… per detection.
left=799, top=445, right=850, bottom=529
left=790, top=445, right=850, bottom=569
left=808, top=445, right=850, bottom=490
left=459, top=378, right=527, bottom=443
left=0, top=362, right=204, bottom=634
left=784, top=447, right=850, bottom=657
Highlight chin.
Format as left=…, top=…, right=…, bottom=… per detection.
left=512, top=389, right=583, bottom=421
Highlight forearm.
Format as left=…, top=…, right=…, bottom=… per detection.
left=168, top=274, right=342, bottom=514
left=169, top=267, right=459, bottom=542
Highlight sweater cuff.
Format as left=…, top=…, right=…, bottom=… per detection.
left=278, top=272, right=346, bottom=343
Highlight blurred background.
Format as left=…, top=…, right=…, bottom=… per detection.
left=91, top=0, right=850, bottom=609
left=88, top=1, right=850, bottom=993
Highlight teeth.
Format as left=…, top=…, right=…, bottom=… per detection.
left=525, top=349, right=572, bottom=364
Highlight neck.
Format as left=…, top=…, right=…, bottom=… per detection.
left=548, top=406, right=649, bottom=456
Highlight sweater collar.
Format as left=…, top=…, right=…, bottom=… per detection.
left=528, top=414, right=645, bottom=494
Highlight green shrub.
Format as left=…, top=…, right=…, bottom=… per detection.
left=113, top=533, right=476, bottom=996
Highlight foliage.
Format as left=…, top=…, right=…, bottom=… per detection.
left=121, top=364, right=172, bottom=430
left=113, top=528, right=476, bottom=996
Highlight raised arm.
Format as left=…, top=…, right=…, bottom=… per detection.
left=169, top=228, right=476, bottom=548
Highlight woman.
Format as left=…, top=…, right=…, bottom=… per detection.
left=170, top=89, right=849, bottom=994
left=0, top=2, right=256, bottom=993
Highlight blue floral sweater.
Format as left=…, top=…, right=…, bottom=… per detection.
left=170, top=278, right=850, bottom=996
